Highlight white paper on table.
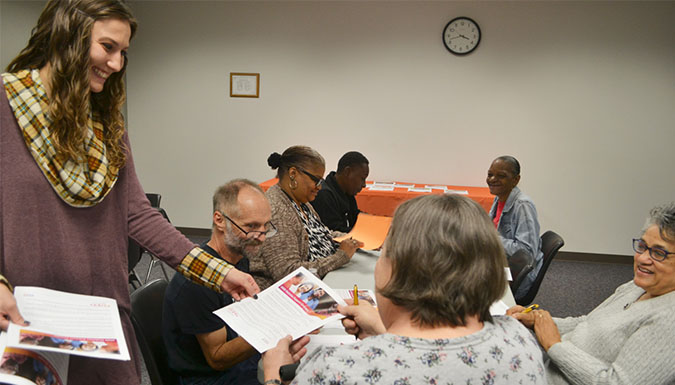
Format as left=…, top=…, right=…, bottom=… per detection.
left=425, top=185, right=448, bottom=191
left=7, top=286, right=130, bottom=361
left=408, top=187, right=432, bottom=193
left=0, top=331, right=69, bottom=385
left=214, top=267, right=348, bottom=352
left=393, top=183, right=415, bottom=188
left=504, top=267, right=513, bottom=281
left=444, top=189, right=469, bottom=195
left=489, top=300, right=510, bottom=316
left=366, top=184, right=395, bottom=191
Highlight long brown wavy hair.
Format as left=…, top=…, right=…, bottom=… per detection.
left=6, top=0, right=137, bottom=169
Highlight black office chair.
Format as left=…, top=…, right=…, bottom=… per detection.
left=128, top=239, right=144, bottom=289
left=130, top=279, right=178, bottom=385
left=128, top=193, right=172, bottom=288
left=515, top=230, right=565, bottom=306
left=508, top=249, right=534, bottom=294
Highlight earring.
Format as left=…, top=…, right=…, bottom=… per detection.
left=289, top=178, right=298, bottom=190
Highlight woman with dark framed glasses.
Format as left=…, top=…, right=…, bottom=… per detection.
left=507, top=202, right=675, bottom=385
left=249, top=145, right=363, bottom=290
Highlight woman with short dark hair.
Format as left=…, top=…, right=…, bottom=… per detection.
left=487, top=155, right=543, bottom=298
left=263, top=194, right=545, bottom=384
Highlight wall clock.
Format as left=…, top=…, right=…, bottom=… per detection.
left=443, top=17, right=481, bottom=55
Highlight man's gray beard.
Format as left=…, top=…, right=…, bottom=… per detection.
left=224, top=229, right=262, bottom=259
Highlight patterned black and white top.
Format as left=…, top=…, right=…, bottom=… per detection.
left=291, top=200, right=338, bottom=261
left=291, top=316, right=546, bottom=385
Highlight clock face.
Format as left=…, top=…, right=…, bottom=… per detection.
left=443, top=17, right=481, bottom=55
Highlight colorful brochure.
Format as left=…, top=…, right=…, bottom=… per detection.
left=6, top=287, right=130, bottom=361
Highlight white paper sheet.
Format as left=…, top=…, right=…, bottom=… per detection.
left=214, top=267, right=348, bottom=352
left=425, top=185, right=448, bottom=190
left=444, top=189, right=469, bottom=195
left=7, top=287, right=130, bottom=361
left=489, top=300, right=510, bottom=316
left=366, top=185, right=395, bottom=191
left=505, top=267, right=513, bottom=281
left=408, top=187, right=432, bottom=193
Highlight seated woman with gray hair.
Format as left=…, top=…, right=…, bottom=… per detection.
left=508, top=202, right=675, bottom=385
left=262, top=194, right=545, bottom=384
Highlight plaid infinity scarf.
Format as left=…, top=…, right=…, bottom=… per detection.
left=2, top=69, right=118, bottom=207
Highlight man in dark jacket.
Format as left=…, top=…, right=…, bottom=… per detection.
left=311, top=151, right=369, bottom=233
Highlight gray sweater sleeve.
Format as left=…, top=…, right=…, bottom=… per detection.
left=547, top=317, right=675, bottom=385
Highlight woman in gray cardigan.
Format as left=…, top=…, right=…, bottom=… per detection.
left=508, top=203, right=675, bottom=385
left=249, top=146, right=362, bottom=289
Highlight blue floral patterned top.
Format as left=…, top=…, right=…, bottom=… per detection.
left=291, top=316, right=546, bottom=384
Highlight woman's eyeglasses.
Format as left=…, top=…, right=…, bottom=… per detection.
left=633, top=238, right=675, bottom=262
left=296, top=167, right=324, bottom=188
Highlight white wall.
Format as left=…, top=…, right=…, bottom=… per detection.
left=3, top=1, right=674, bottom=256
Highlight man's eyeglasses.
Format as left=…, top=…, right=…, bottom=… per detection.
left=220, top=212, right=277, bottom=239
left=633, top=238, right=675, bottom=262
left=296, top=167, right=324, bottom=188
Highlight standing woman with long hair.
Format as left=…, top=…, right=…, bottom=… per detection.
left=0, top=1, right=258, bottom=383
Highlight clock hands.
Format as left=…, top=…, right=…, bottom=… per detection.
left=459, top=34, right=469, bottom=40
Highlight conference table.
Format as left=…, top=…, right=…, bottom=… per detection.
left=259, top=179, right=494, bottom=216
left=324, top=249, right=516, bottom=308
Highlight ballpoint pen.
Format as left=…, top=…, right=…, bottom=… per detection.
left=522, top=304, right=539, bottom=313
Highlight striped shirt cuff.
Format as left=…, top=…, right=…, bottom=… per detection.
left=177, top=247, right=233, bottom=293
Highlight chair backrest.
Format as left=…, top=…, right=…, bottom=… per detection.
left=130, top=279, right=177, bottom=385
left=128, top=194, right=169, bottom=275
left=508, top=249, right=534, bottom=293
left=146, top=193, right=162, bottom=208
left=516, top=230, right=564, bottom=306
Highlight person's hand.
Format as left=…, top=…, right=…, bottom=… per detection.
left=338, top=302, right=385, bottom=339
left=339, top=238, right=363, bottom=258
left=262, top=335, right=310, bottom=383
left=0, top=284, right=29, bottom=331
left=220, top=268, right=260, bottom=301
left=532, top=310, right=561, bottom=351
left=507, top=305, right=536, bottom=329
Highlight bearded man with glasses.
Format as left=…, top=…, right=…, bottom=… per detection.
left=162, top=179, right=275, bottom=385
left=507, top=202, right=675, bottom=385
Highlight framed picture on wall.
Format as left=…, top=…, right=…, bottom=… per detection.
left=230, top=73, right=260, bottom=98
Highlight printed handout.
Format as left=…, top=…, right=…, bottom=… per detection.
left=6, top=287, right=130, bottom=361
left=213, top=267, right=348, bottom=352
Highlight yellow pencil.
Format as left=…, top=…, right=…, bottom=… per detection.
left=522, top=304, right=539, bottom=313
left=353, top=284, right=359, bottom=305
